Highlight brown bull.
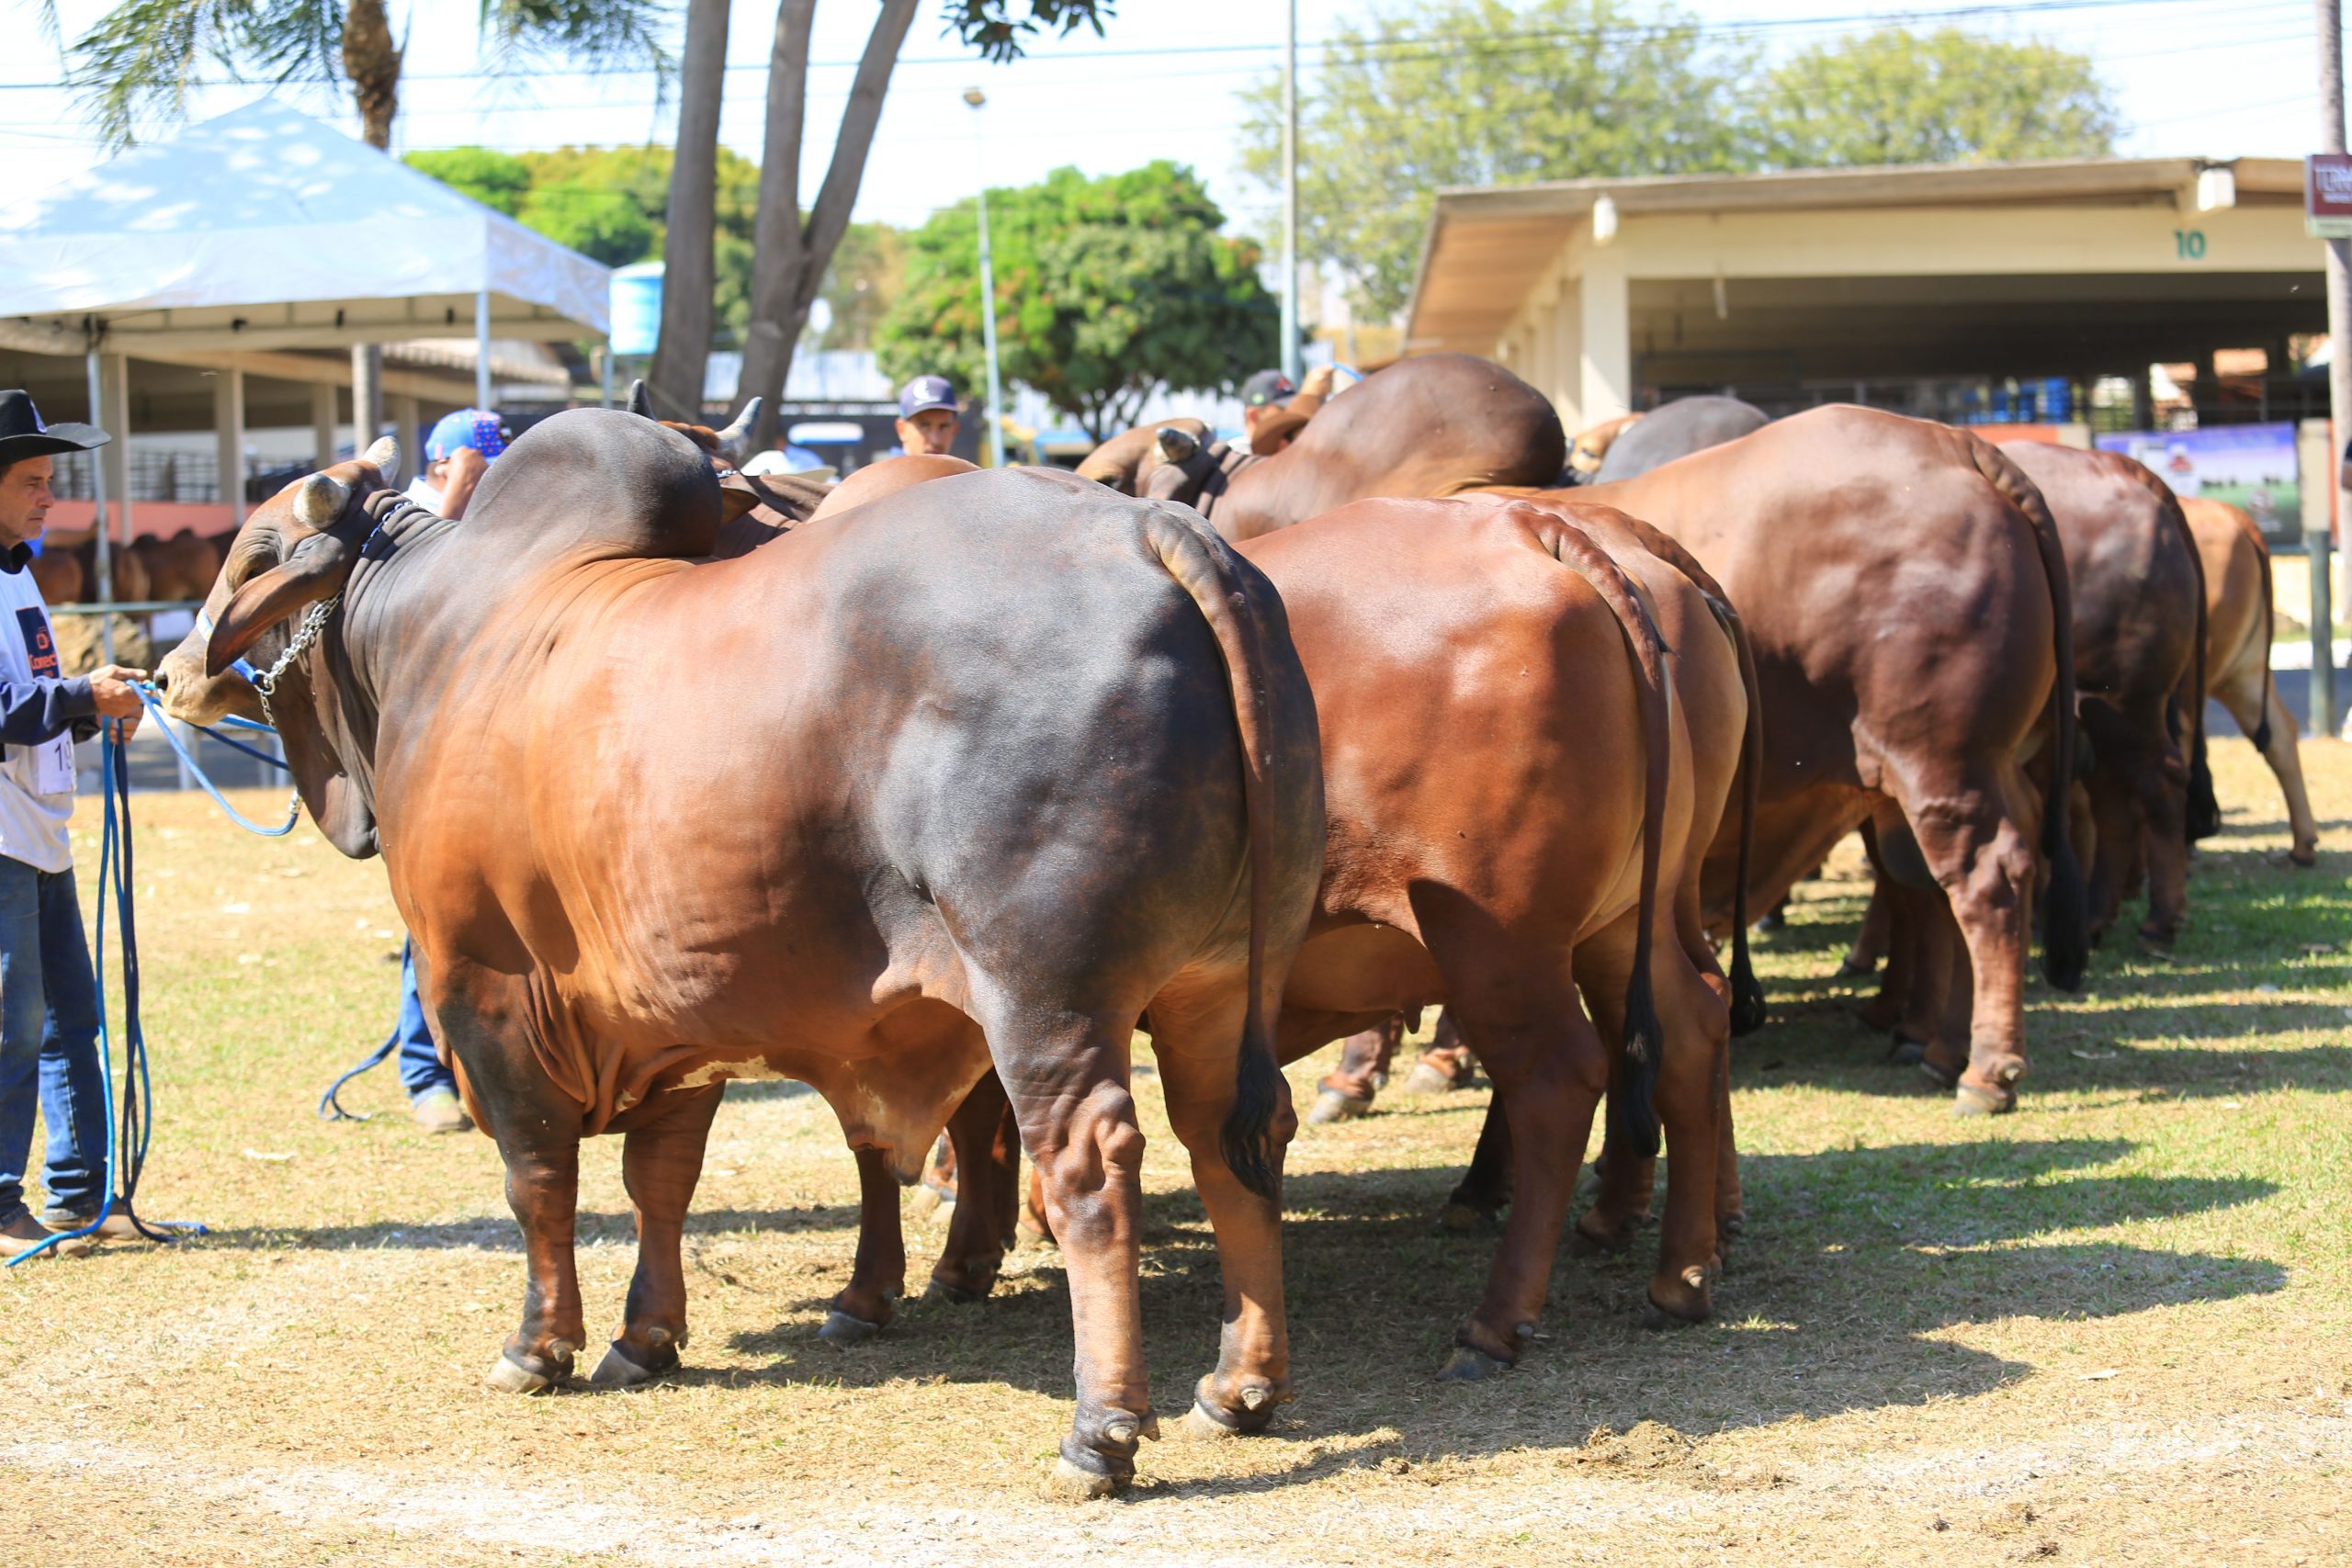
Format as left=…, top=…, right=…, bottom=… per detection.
left=154, top=412, right=1325, bottom=1500
left=2184, top=496, right=2317, bottom=864
left=1565, top=412, right=1644, bottom=481
left=1563, top=406, right=2087, bottom=1112
left=2001, top=442, right=2211, bottom=945
left=1140, top=353, right=1566, bottom=540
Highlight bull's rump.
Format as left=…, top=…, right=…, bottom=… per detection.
left=1245, top=497, right=1657, bottom=967
left=390, top=468, right=1283, bottom=1075
left=1583, top=406, right=2059, bottom=790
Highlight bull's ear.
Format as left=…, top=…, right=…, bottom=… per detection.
left=717, top=473, right=764, bottom=525
left=204, top=545, right=351, bottom=678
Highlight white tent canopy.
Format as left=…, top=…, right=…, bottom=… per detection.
left=0, top=98, right=609, bottom=358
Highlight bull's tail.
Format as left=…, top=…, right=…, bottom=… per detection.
left=1972, top=441, right=2087, bottom=992
left=2176, top=500, right=2220, bottom=841
left=1524, top=509, right=1671, bottom=1159
left=2252, top=521, right=2276, bottom=751
left=1143, top=512, right=1289, bottom=1201
left=1600, top=512, right=1767, bottom=1035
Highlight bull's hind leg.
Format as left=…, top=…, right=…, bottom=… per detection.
left=991, top=1010, right=1158, bottom=1499
left=1149, top=981, right=1296, bottom=1441
left=1894, top=770, right=2041, bottom=1113
left=2216, top=673, right=2318, bottom=864
left=596, top=1081, right=723, bottom=1388
left=1434, top=957, right=1607, bottom=1377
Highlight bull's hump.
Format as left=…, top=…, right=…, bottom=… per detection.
left=462, top=408, right=723, bottom=560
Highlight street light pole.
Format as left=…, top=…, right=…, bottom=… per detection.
left=1280, top=0, right=1299, bottom=382
left=965, top=86, right=1006, bottom=469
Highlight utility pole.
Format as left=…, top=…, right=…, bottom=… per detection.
left=1280, top=0, right=1300, bottom=382
left=965, top=87, right=1006, bottom=468
left=2320, top=0, right=2346, bottom=736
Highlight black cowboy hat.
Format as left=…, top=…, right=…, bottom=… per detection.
left=0, top=389, right=109, bottom=468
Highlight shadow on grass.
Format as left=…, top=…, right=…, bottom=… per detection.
left=643, top=1134, right=2286, bottom=1495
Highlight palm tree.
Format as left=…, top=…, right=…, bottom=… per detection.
left=54, top=0, right=672, bottom=152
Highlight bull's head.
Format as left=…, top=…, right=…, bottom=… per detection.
left=153, top=435, right=401, bottom=856
left=1144, top=426, right=1238, bottom=513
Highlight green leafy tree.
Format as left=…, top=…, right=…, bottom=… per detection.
left=403, top=147, right=531, bottom=216
left=1749, top=28, right=2122, bottom=168
left=50, top=0, right=668, bottom=151
left=877, top=162, right=1276, bottom=441
left=1238, top=0, right=1752, bottom=321
left=722, top=0, right=1119, bottom=446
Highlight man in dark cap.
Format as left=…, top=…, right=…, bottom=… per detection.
left=1238, top=365, right=1336, bottom=455
left=0, top=390, right=151, bottom=1258
left=894, top=376, right=963, bottom=459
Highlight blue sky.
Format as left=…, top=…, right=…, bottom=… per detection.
left=0, top=0, right=2325, bottom=238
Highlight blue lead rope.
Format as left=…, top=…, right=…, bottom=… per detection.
left=134, top=685, right=301, bottom=837
left=8, top=724, right=209, bottom=1263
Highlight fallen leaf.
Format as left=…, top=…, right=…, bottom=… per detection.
left=2070, top=1047, right=2118, bottom=1061
left=241, top=1149, right=295, bottom=1163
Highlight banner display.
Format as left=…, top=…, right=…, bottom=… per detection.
left=2096, top=423, right=2301, bottom=537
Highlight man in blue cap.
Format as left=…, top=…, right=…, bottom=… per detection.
left=894, top=376, right=963, bottom=459
left=406, top=408, right=506, bottom=521
left=0, top=389, right=151, bottom=1257
left=379, top=406, right=506, bottom=1132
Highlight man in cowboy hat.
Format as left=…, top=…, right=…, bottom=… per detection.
left=0, top=389, right=151, bottom=1258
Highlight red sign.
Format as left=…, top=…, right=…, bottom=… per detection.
left=2308, top=154, right=2352, bottom=237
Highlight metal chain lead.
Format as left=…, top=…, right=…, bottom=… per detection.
left=252, top=592, right=341, bottom=733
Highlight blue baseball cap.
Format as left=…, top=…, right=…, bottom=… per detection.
left=898, top=376, right=957, bottom=419
left=424, top=408, right=507, bottom=462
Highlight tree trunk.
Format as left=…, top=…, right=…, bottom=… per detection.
left=650, top=0, right=732, bottom=421
left=342, top=0, right=403, bottom=150
left=734, top=0, right=920, bottom=453
left=734, top=0, right=819, bottom=451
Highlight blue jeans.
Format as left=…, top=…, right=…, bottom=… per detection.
left=0, top=856, right=108, bottom=1226
left=390, top=941, right=455, bottom=1100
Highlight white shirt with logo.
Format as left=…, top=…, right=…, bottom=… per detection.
left=0, top=563, right=81, bottom=874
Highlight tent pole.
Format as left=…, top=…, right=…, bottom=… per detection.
left=85, top=347, right=112, bottom=667
left=475, top=288, right=492, bottom=410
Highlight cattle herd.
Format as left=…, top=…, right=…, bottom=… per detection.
left=123, top=354, right=2308, bottom=1500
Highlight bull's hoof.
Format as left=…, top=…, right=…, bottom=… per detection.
left=1042, top=1457, right=1125, bottom=1502
left=1914, top=1055, right=1962, bottom=1091
left=2288, top=848, right=2317, bottom=869
left=1438, top=1200, right=1504, bottom=1233
left=1953, top=1081, right=2015, bottom=1117
left=590, top=1338, right=678, bottom=1390
left=1167, top=1401, right=1244, bottom=1442
left=1838, top=953, right=1878, bottom=978
left=1645, top=1270, right=1713, bottom=1327
left=2134, top=928, right=2177, bottom=960
left=1569, top=1216, right=1633, bottom=1257
left=1720, top=1211, right=1747, bottom=1238
left=1401, top=1062, right=1465, bottom=1095
left=1436, top=1343, right=1513, bottom=1382
left=1304, top=1088, right=1374, bottom=1125
left=1885, top=1034, right=1928, bottom=1066
left=922, top=1278, right=987, bottom=1306
left=817, top=1310, right=885, bottom=1346
left=484, top=1351, right=556, bottom=1394
left=1641, top=1299, right=1706, bottom=1333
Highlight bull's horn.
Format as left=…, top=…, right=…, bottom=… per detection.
left=295, top=473, right=350, bottom=529
left=362, top=434, right=400, bottom=471
left=627, top=379, right=653, bottom=418
left=1155, top=426, right=1199, bottom=463
left=714, top=397, right=762, bottom=462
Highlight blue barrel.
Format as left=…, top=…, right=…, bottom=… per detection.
left=609, top=263, right=664, bottom=357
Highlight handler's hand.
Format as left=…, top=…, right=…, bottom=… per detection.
left=90, top=665, right=149, bottom=736
left=1298, top=365, right=1338, bottom=399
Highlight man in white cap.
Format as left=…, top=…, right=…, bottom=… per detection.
left=0, top=389, right=151, bottom=1258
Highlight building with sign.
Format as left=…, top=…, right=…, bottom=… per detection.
left=1403, top=156, right=2320, bottom=447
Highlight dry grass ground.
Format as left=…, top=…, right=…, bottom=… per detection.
left=3, top=744, right=2347, bottom=1567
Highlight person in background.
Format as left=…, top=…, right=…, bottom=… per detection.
left=0, top=390, right=151, bottom=1258
left=379, top=407, right=506, bottom=1134
left=405, top=409, right=505, bottom=521
left=894, top=377, right=963, bottom=458
left=1238, top=365, right=1337, bottom=456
